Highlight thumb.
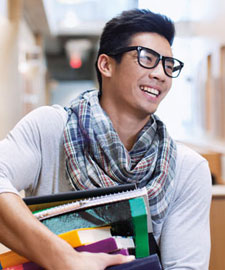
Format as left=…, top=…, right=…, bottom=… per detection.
left=107, top=254, right=135, bottom=266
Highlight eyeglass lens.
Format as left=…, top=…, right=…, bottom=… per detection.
left=139, top=49, right=182, bottom=78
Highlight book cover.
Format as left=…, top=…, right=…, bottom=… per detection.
left=106, top=254, right=162, bottom=270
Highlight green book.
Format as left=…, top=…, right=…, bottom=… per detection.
left=129, top=197, right=149, bottom=258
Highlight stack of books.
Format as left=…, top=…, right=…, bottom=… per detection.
left=0, top=184, right=162, bottom=270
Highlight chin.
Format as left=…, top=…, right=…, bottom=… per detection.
left=147, top=106, right=158, bottom=115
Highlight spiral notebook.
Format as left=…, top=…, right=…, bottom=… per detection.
left=24, top=183, right=136, bottom=212
left=31, top=187, right=151, bottom=227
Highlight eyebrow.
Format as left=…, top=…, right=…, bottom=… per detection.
left=166, top=58, right=175, bottom=64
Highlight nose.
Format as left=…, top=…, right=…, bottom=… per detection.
left=148, top=60, right=166, bottom=81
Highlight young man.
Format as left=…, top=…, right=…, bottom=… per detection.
left=0, top=9, right=211, bottom=270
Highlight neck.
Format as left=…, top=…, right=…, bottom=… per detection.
left=100, top=97, right=150, bottom=151
left=113, top=116, right=149, bottom=151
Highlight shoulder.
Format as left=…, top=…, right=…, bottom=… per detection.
left=8, top=105, right=68, bottom=144
left=24, top=105, right=67, bottom=126
left=173, top=141, right=212, bottom=203
left=176, top=141, right=206, bottom=166
left=175, top=141, right=210, bottom=180
left=17, top=105, right=67, bottom=133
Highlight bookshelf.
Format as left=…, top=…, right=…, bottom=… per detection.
left=205, top=54, right=213, bottom=132
left=200, top=69, right=225, bottom=265
left=204, top=52, right=224, bottom=139
left=219, top=46, right=225, bottom=139
left=195, top=43, right=225, bottom=141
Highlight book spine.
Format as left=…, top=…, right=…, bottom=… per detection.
left=75, top=237, right=117, bottom=253
left=24, top=184, right=136, bottom=207
left=110, top=249, right=129, bottom=256
left=129, top=197, right=149, bottom=258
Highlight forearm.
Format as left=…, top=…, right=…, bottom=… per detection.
left=0, top=193, right=134, bottom=270
left=0, top=193, right=72, bottom=268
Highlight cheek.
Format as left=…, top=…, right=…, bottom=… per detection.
left=166, top=79, right=172, bottom=92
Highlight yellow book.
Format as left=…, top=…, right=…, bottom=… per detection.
left=0, top=226, right=111, bottom=268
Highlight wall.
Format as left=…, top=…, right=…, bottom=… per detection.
left=0, top=0, right=47, bottom=139
left=0, top=0, right=22, bottom=139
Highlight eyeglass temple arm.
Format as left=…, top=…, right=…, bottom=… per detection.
left=173, top=65, right=183, bottom=72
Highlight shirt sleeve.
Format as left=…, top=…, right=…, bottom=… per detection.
left=0, top=107, right=48, bottom=194
left=160, top=148, right=212, bottom=270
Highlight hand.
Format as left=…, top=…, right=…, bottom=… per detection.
left=51, top=250, right=135, bottom=270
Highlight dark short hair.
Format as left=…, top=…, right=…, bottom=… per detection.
left=95, top=8, right=175, bottom=90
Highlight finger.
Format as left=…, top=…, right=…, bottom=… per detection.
left=106, top=254, right=135, bottom=266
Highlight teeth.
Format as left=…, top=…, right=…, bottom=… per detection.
left=140, top=86, right=159, bottom=96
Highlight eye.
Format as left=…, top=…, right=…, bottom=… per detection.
left=165, top=59, right=175, bottom=73
left=165, top=60, right=174, bottom=68
left=141, top=55, right=153, bottom=62
left=166, top=64, right=173, bottom=70
left=139, top=50, right=156, bottom=66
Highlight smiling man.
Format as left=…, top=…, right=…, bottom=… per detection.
left=98, top=32, right=176, bottom=150
left=0, top=9, right=211, bottom=270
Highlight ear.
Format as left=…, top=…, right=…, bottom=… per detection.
left=97, top=54, right=114, bottom=78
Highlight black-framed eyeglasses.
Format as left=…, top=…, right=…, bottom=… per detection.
left=107, top=46, right=184, bottom=78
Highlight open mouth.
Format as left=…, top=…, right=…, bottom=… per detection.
left=140, top=85, right=160, bottom=97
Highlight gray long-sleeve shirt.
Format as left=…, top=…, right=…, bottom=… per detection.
left=0, top=105, right=212, bottom=269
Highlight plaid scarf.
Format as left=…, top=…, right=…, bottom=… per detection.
left=63, top=90, right=176, bottom=221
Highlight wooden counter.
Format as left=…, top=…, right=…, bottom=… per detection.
left=210, top=185, right=225, bottom=269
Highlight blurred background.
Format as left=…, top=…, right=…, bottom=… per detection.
left=1, top=0, right=225, bottom=268
left=1, top=0, right=225, bottom=142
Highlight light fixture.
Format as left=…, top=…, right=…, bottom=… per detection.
left=65, top=39, right=92, bottom=69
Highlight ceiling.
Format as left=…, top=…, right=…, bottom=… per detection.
left=22, top=0, right=138, bottom=81
left=23, top=0, right=50, bottom=36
